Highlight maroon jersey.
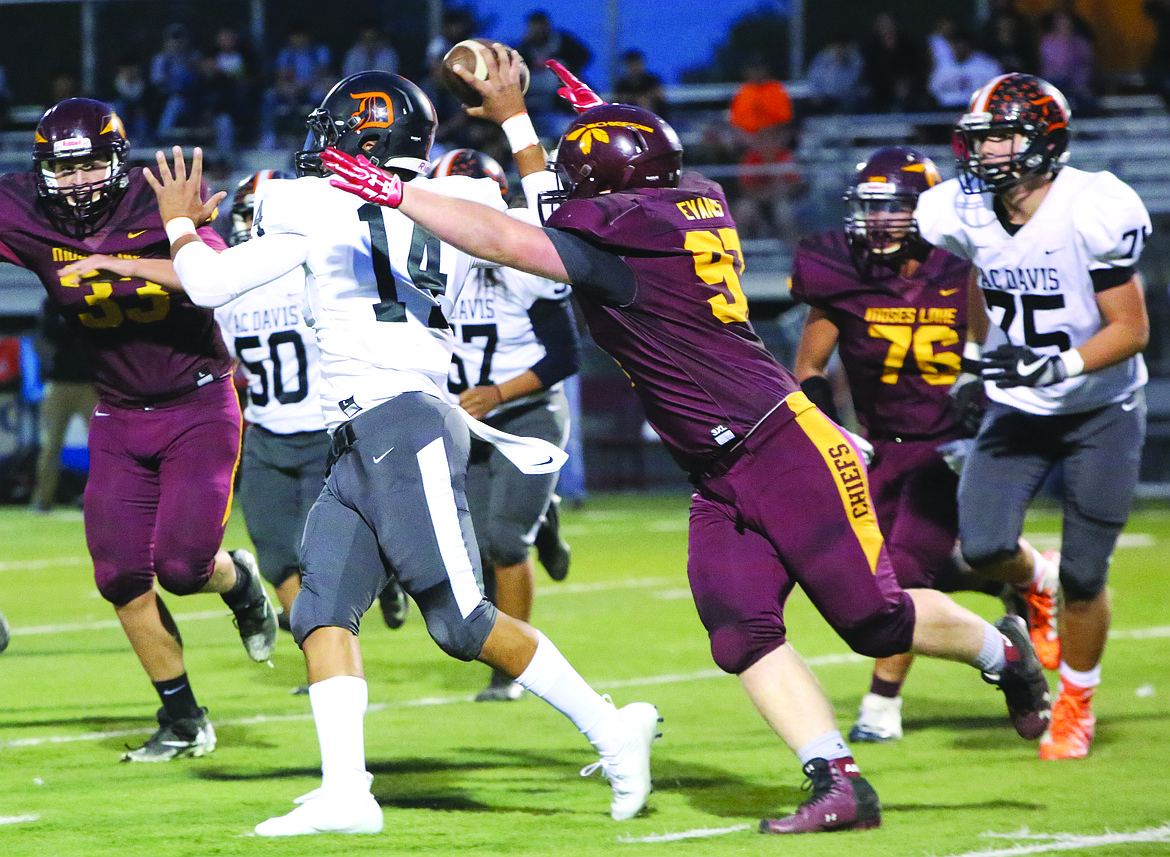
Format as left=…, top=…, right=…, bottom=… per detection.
left=547, top=173, right=797, bottom=473
left=0, top=168, right=230, bottom=407
left=790, top=231, right=970, bottom=439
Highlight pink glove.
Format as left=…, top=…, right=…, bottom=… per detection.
left=321, top=147, right=403, bottom=208
left=545, top=59, right=606, bottom=114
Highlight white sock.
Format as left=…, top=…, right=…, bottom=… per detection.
left=797, top=731, right=850, bottom=766
left=1059, top=662, right=1101, bottom=689
left=515, top=631, right=623, bottom=757
left=974, top=620, right=1007, bottom=673
left=309, top=675, right=370, bottom=793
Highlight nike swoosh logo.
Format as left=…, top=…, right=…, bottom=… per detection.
left=940, top=288, right=960, bottom=296
left=161, top=686, right=184, bottom=695
left=1044, top=248, right=1062, bottom=255
left=128, top=230, right=147, bottom=238
left=1016, top=357, right=1048, bottom=376
left=373, top=448, right=394, bottom=463
left=94, top=410, right=111, bottom=417
left=1122, top=398, right=1139, bottom=411
left=533, top=455, right=554, bottom=466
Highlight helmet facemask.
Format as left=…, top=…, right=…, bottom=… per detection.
left=845, top=183, right=923, bottom=272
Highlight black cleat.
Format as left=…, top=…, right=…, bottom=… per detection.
left=228, top=549, right=278, bottom=662
left=982, top=614, right=1052, bottom=739
left=379, top=576, right=409, bottom=630
left=534, top=495, right=571, bottom=581
left=122, top=707, right=216, bottom=762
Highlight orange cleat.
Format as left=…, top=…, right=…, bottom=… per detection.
left=1040, top=680, right=1095, bottom=760
left=1021, top=550, right=1061, bottom=671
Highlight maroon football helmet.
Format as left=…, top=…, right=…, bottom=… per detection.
left=953, top=73, right=1070, bottom=194
left=33, top=98, right=130, bottom=235
left=844, top=145, right=942, bottom=271
left=429, top=148, right=509, bottom=198
left=230, top=169, right=292, bottom=246
left=539, top=103, right=682, bottom=219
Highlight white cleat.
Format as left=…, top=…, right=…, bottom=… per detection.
left=848, top=693, right=904, bottom=743
left=254, top=778, right=383, bottom=837
left=581, top=701, right=662, bottom=821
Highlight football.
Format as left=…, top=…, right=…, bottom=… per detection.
left=440, top=38, right=530, bottom=107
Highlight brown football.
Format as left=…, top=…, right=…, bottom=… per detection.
left=440, top=38, right=530, bottom=107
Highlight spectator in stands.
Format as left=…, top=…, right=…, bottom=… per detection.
left=1038, top=9, right=1097, bottom=113
left=928, top=27, right=1004, bottom=109
left=860, top=11, right=931, bottom=112
left=341, top=20, right=400, bottom=79
left=30, top=298, right=97, bottom=513
left=423, top=7, right=487, bottom=151
left=927, top=15, right=960, bottom=75
left=111, top=57, right=154, bottom=143
left=258, top=23, right=333, bottom=150
left=727, top=55, right=802, bottom=241
left=805, top=31, right=864, bottom=114
left=203, top=26, right=258, bottom=149
left=614, top=49, right=668, bottom=117
left=1144, top=0, right=1170, bottom=109
left=979, top=0, right=1040, bottom=75
left=518, top=9, right=593, bottom=139
left=149, top=23, right=199, bottom=139
left=0, top=64, right=11, bottom=125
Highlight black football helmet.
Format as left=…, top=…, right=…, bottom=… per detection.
left=953, top=73, right=1070, bottom=194
left=33, top=98, right=130, bottom=235
left=538, top=103, right=682, bottom=220
left=429, top=148, right=509, bottom=197
left=230, top=169, right=292, bottom=245
left=296, top=71, right=437, bottom=179
left=844, top=145, right=942, bottom=271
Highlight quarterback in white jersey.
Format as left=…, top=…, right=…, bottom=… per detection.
left=921, top=73, right=1150, bottom=762
left=148, top=70, right=657, bottom=836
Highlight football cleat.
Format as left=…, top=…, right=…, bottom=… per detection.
left=1023, top=550, right=1061, bottom=671
left=122, top=707, right=216, bottom=762
left=760, top=758, right=881, bottom=834
left=378, top=576, right=410, bottom=630
left=1039, top=680, right=1095, bottom=760
left=475, top=670, right=525, bottom=702
left=981, top=615, right=1052, bottom=739
left=848, top=693, right=903, bottom=743
left=580, top=700, right=661, bottom=820
left=228, top=549, right=278, bottom=662
left=533, top=495, right=571, bottom=581
left=254, top=775, right=383, bottom=836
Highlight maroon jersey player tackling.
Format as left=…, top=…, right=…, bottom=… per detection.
left=790, top=146, right=1058, bottom=745
left=0, top=98, right=276, bottom=761
left=207, top=46, right=1051, bottom=833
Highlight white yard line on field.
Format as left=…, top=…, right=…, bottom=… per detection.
left=617, top=823, right=754, bottom=842
left=934, top=823, right=1170, bottom=857
left=0, top=814, right=40, bottom=825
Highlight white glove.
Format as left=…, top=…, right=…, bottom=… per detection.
left=844, top=429, right=874, bottom=466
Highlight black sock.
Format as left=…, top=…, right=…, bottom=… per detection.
left=153, top=673, right=201, bottom=722
left=221, top=558, right=256, bottom=611
left=869, top=676, right=902, bottom=698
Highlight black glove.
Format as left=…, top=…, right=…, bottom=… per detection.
left=980, top=345, right=1069, bottom=388
left=947, top=355, right=986, bottom=434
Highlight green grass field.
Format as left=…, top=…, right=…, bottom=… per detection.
left=2, top=494, right=1169, bottom=857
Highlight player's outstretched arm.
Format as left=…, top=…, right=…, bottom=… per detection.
left=143, top=146, right=226, bottom=257
left=546, top=59, right=606, bottom=114
left=322, top=147, right=570, bottom=284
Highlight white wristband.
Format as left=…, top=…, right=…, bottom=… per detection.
left=501, top=112, right=540, bottom=154
left=963, top=341, right=982, bottom=360
left=164, top=216, right=197, bottom=244
left=1059, top=348, right=1085, bottom=378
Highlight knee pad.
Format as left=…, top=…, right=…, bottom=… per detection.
left=289, top=589, right=360, bottom=648
left=415, top=585, right=497, bottom=661
left=154, top=555, right=214, bottom=597
left=94, top=563, right=154, bottom=606
left=708, top=624, right=785, bottom=675
left=835, top=598, right=916, bottom=659
left=482, top=522, right=531, bottom=569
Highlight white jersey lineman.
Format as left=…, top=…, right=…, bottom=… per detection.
left=214, top=267, right=322, bottom=434
left=917, top=166, right=1150, bottom=415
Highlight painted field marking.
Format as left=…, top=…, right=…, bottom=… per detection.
left=0, top=814, right=40, bottom=825
left=938, top=823, right=1170, bottom=857
left=618, top=823, right=754, bottom=842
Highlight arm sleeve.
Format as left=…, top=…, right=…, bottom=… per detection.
left=172, top=232, right=310, bottom=308
left=543, top=227, right=637, bottom=306
left=527, top=297, right=581, bottom=388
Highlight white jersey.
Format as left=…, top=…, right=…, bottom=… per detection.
left=215, top=267, right=323, bottom=434
left=447, top=207, right=572, bottom=416
left=916, top=167, right=1150, bottom=415
left=252, top=174, right=507, bottom=429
